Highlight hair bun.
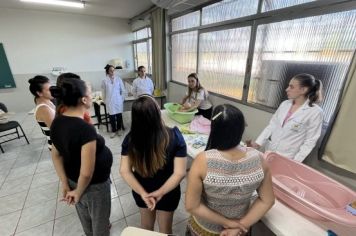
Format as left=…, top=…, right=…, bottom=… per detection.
left=28, top=78, right=34, bottom=84
left=49, top=86, right=63, bottom=98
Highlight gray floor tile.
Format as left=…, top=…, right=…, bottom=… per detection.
left=31, top=171, right=58, bottom=188
left=15, top=221, right=54, bottom=236
left=12, top=154, right=41, bottom=169
left=173, top=219, right=188, bottom=236
left=0, top=191, right=27, bottom=216
left=114, top=178, right=131, bottom=196
left=17, top=199, right=56, bottom=232
left=0, top=172, right=8, bottom=188
left=119, top=193, right=139, bottom=217
left=35, top=159, right=55, bottom=174
left=0, top=210, right=21, bottom=236
left=24, top=182, right=59, bottom=208
left=55, top=201, right=76, bottom=219
left=0, top=159, right=16, bottom=174
left=111, top=165, right=121, bottom=180
left=125, top=212, right=141, bottom=228
left=110, top=183, right=118, bottom=199
left=53, top=213, right=84, bottom=236
left=110, top=197, right=125, bottom=222
left=110, top=218, right=127, bottom=236
left=173, top=199, right=189, bottom=225
left=6, top=164, right=37, bottom=181
left=0, top=176, right=32, bottom=197
left=0, top=152, right=18, bottom=163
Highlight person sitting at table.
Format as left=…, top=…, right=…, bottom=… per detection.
left=185, top=104, right=275, bottom=236
left=132, top=66, right=154, bottom=97
left=180, top=73, right=213, bottom=119
left=102, top=64, right=126, bottom=138
left=120, top=95, right=187, bottom=234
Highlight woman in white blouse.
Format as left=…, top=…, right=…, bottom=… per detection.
left=132, top=66, right=154, bottom=97
left=180, top=73, right=213, bottom=119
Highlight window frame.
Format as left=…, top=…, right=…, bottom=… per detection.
left=132, top=26, right=152, bottom=74
left=168, top=0, right=356, bottom=113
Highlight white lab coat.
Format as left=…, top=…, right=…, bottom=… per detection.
left=101, top=75, right=126, bottom=115
left=256, top=99, right=323, bottom=162
left=132, top=76, right=154, bottom=97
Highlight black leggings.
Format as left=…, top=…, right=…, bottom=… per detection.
left=109, top=113, right=124, bottom=132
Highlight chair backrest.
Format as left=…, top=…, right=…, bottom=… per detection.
left=0, top=103, right=8, bottom=113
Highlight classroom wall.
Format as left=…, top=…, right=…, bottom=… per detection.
left=0, top=8, right=135, bottom=112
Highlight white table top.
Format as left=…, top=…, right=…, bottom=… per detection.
left=161, top=110, right=208, bottom=158
left=121, top=226, right=167, bottom=236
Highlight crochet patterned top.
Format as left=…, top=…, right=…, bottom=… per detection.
left=195, top=148, right=264, bottom=233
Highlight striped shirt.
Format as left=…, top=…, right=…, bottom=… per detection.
left=34, top=103, right=55, bottom=150
left=195, top=148, right=264, bottom=233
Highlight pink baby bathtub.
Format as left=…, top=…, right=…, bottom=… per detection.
left=264, top=152, right=356, bottom=227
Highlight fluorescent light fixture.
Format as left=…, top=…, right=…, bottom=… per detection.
left=20, top=0, right=85, bottom=8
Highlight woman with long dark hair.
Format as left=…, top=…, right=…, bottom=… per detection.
left=120, top=95, right=187, bottom=234
left=180, top=73, right=213, bottom=119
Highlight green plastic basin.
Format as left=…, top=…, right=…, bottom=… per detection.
left=163, top=102, right=198, bottom=124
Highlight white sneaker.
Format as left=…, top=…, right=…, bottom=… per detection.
left=110, top=132, right=117, bottom=138
left=117, top=130, right=124, bottom=136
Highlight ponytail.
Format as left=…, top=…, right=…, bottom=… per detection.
left=105, top=64, right=114, bottom=75
left=292, top=73, right=323, bottom=107
left=308, top=79, right=323, bottom=106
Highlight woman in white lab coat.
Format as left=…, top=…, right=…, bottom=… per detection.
left=249, top=73, right=323, bottom=162
left=102, top=64, right=126, bottom=138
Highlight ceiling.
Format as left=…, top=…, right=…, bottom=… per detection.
left=0, top=0, right=155, bottom=19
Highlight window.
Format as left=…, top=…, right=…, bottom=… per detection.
left=133, top=27, right=152, bottom=73
left=202, top=0, right=258, bottom=25
left=170, top=0, right=356, bottom=124
left=198, top=27, right=251, bottom=99
left=248, top=10, right=356, bottom=122
left=172, top=11, right=200, bottom=32
left=171, top=31, right=198, bottom=83
left=262, top=0, right=316, bottom=12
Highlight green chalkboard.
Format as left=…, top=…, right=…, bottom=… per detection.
left=0, top=43, right=16, bottom=89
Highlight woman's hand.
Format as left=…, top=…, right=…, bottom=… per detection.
left=246, top=140, right=260, bottom=149
left=141, top=193, right=156, bottom=211
left=147, top=189, right=164, bottom=203
left=61, top=183, right=71, bottom=200
left=223, top=220, right=248, bottom=233
left=220, top=228, right=247, bottom=236
left=64, top=190, right=81, bottom=205
left=182, top=102, right=192, bottom=110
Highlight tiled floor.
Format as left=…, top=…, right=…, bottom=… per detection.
left=0, top=112, right=189, bottom=236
